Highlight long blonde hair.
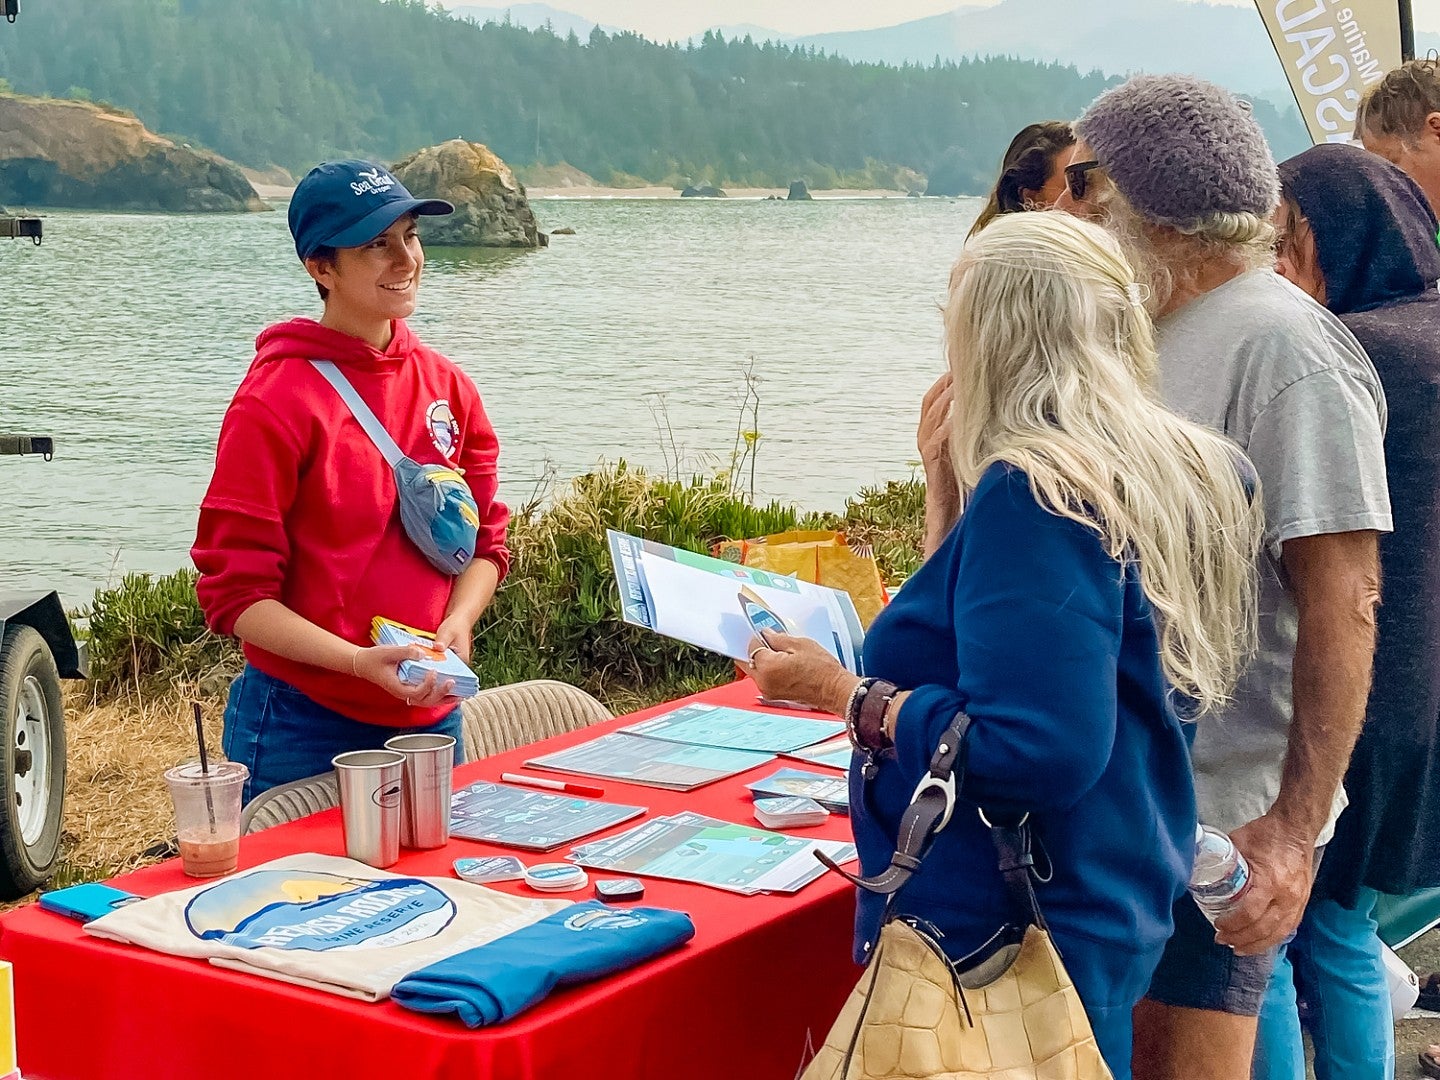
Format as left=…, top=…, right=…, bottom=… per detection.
left=945, top=212, right=1263, bottom=713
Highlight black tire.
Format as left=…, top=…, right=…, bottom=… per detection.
left=0, top=624, right=66, bottom=897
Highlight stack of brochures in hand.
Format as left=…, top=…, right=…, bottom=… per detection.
left=371, top=617, right=479, bottom=698
left=567, top=810, right=856, bottom=895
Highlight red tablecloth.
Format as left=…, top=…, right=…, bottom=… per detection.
left=0, top=679, right=861, bottom=1080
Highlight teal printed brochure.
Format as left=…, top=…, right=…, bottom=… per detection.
left=448, top=782, right=646, bottom=851
left=567, top=811, right=856, bottom=895
left=525, top=732, right=774, bottom=791
left=622, top=701, right=844, bottom=755
left=607, top=530, right=865, bottom=673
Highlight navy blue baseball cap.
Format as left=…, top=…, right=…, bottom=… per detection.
left=288, top=159, right=453, bottom=261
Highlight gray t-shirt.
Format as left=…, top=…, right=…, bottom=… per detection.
left=1157, top=270, right=1392, bottom=841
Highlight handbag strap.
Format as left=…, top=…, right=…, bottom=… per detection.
left=815, top=710, right=1049, bottom=931
left=309, top=359, right=405, bottom=468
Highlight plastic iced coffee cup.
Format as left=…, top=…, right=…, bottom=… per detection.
left=163, top=760, right=247, bottom=878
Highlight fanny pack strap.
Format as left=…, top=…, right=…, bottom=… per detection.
left=310, top=359, right=405, bottom=468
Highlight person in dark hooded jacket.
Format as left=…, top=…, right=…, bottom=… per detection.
left=1258, top=141, right=1440, bottom=1080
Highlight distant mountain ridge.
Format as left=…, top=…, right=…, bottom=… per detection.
left=484, top=0, right=1434, bottom=148
left=446, top=4, right=613, bottom=38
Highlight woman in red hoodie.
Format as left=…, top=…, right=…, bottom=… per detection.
left=193, top=160, right=510, bottom=801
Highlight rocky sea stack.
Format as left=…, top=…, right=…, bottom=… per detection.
left=392, top=140, right=547, bottom=248
left=0, top=94, right=266, bottom=212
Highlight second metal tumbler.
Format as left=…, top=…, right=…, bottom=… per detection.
left=331, top=749, right=405, bottom=868
left=383, top=733, right=456, bottom=849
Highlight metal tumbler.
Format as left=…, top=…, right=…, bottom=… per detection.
left=383, top=733, right=456, bottom=849
left=331, top=749, right=405, bottom=868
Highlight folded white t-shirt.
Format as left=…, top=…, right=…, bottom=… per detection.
left=86, top=853, right=570, bottom=1001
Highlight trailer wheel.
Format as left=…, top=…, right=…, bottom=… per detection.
left=0, top=624, right=65, bottom=897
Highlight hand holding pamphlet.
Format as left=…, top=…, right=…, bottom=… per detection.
left=607, top=531, right=865, bottom=673
left=371, top=617, right=479, bottom=698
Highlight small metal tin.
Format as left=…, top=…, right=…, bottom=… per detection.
left=594, top=877, right=646, bottom=903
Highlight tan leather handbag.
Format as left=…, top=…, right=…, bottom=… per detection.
left=802, top=715, right=1113, bottom=1080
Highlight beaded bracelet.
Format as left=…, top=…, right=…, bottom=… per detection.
left=843, top=677, right=879, bottom=755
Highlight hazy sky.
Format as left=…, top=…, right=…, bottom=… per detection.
left=445, top=0, right=1440, bottom=39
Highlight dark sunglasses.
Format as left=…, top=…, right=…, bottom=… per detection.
left=1064, top=160, right=1103, bottom=201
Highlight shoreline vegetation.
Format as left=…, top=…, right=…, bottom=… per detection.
left=40, top=462, right=925, bottom=897
left=248, top=183, right=929, bottom=202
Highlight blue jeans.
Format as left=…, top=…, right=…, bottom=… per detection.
left=1253, top=887, right=1394, bottom=1080
left=223, top=664, right=463, bottom=804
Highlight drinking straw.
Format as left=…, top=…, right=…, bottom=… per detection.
left=193, top=702, right=217, bottom=834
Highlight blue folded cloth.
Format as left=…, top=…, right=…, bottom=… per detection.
left=391, top=901, right=695, bottom=1027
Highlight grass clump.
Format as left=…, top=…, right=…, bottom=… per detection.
left=79, top=568, right=234, bottom=699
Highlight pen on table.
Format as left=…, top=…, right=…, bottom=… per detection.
left=756, top=695, right=823, bottom=712
left=500, top=772, right=606, bottom=798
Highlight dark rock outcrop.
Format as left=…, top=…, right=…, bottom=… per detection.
left=680, top=184, right=726, bottom=198
left=0, top=94, right=266, bottom=212
left=787, top=180, right=813, bottom=201
left=392, top=140, right=546, bottom=248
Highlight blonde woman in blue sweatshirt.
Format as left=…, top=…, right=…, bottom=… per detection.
left=747, top=212, right=1264, bottom=1080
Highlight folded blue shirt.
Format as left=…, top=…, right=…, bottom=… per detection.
left=391, top=901, right=695, bottom=1027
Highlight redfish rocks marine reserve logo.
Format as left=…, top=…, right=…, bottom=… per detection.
left=183, top=870, right=456, bottom=951
left=426, top=399, right=460, bottom=458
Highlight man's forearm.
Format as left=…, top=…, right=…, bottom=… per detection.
left=1272, top=531, right=1381, bottom=842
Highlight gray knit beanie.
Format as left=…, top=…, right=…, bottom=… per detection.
left=1074, top=74, right=1280, bottom=230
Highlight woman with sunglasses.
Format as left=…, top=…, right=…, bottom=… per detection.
left=921, top=121, right=1076, bottom=552
left=966, top=121, right=1075, bottom=240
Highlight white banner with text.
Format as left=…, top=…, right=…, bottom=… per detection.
left=1256, top=0, right=1403, bottom=142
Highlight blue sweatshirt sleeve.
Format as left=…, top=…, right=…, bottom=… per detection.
left=892, top=469, right=1124, bottom=813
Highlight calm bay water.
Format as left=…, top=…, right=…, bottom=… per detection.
left=1, top=196, right=980, bottom=606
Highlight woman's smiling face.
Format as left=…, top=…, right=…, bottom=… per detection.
left=310, top=213, right=425, bottom=327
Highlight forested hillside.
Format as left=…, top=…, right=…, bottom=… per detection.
left=0, top=0, right=1122, bottom=191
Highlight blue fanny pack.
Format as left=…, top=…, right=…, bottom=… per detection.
left=311, top=360, right=479, bottom=576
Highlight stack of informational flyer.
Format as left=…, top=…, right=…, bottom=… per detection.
left=567, top=810, right=856, bottom=895
left=448, top=781, right=646, bottom=852
left=525, top=702, right=849, bottom=792
left=525, top=733, right=774, bottom=792
left=620, top=702, right=844, bottom=754
left=371, top=617, right=479, bottom=697
left=745, top=768, right=850, bottom=813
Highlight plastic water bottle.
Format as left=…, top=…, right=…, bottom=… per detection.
left=1189, top=824, right=1251, bottom=924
